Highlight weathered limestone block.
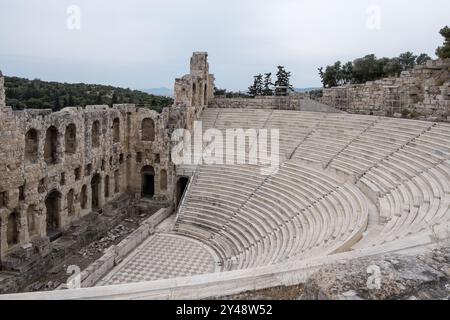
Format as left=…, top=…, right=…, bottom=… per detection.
left=301, top=249, right=450, bottom=300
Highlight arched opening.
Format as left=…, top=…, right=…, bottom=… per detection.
left=67, top=189, right=75, bottom=216
left=91, top=174, right=101, bottom=210
left=104, top=175, right=110, bottom=198
left=25, top=129, right=39, bottom=163
left=204, top=83, right=208, bottom=105
left=92, top=120, right=100, bottom=148
left=141, top=118, right=155, bottom=142
left=113, top=118, right=120, bottom=143
left=65, top=124, right=77, bottom=154
left=45, top=190, right=62, bottom=241
left=114, top=170, right=120, bottom=193
left=27, top=205, right=38, bottom=237
left=7, top=211, right=19, bottom=247
left=141, top=166, right=155, bottom=198
left=80, top=185, right=87, bottom=210
left=44, top=126, right=58, bottom=164
left=192, top=83, right=197, bottom=106
left=160, top=169, right=167, bottom=191
left=176, top=177, right=189, bottom=208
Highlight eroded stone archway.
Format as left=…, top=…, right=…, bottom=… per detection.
left=91, top=174, right=101, bottom=210
left=44, top=126, right=58, bottom=164
left=45, top=190, right=62, bottom=241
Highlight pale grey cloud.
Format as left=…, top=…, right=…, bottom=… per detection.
left=0, top=0, right=448, bottom=90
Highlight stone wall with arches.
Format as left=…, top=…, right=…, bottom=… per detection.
left=0, top=52, right=214, bottom=261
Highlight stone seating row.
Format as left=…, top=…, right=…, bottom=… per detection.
left=174, top=162, right=369, bottom=270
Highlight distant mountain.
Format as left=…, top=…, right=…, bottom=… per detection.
left=141, top=87, right=174, bottom=97
left=293, top=87, right=322, bottom=93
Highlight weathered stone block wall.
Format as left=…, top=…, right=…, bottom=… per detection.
left=320, top=59, right=450, bottom=120
left=0, top=52, right=214, bottom=261
left=208, top=95, right=302, bottom=110
left=0, top=71, right=5, bottom=107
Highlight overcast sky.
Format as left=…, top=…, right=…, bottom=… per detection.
left=0, top=0, right=448, bottom=91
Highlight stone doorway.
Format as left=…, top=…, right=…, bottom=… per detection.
left=45, top=190, right=62, bottom=241
left=91, top=174, right=101, bottom=210
left=141, top=166, right=155, bottom=198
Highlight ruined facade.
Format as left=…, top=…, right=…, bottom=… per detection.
left=174, top=52, right=215, bottom=130
left=320, top=59, right=450, bottom=120
left=0, top=52, right=213, bottom=261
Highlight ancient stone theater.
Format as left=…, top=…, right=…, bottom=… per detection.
left=0, top=53, right=449, bottom=299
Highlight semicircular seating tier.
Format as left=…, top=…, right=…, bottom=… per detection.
left=173, top=108, right=450, bottom=271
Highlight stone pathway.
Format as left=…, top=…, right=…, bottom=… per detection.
left=98, top=233, right=219, bottom=286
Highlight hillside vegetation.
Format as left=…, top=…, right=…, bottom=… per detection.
left=4, top=76, right=173, bottom=113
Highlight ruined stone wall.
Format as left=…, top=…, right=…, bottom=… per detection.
left=174, top=52, right=214, bottom=131
left=0, top=71, right=5, bottom=107
left=0, top=52, right=213, bottom=261
left=320, top=59, right=450, bottom=120
left=208, top=95, right=303, bottom=110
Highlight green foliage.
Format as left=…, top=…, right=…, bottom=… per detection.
left=319, top=51, right=431, bottom=88
left=274, top=66, right=293, bottom=96
left=4, top=76, right=173, bottom=113
left=398, top=51, right=417, bottom=70
left=248, top=66, right=293, bottom=97
left=416, top=53, right=431, bottom=65
left=262, top=73, right=274, bottom=96
left=309, top=89, right=323, bottom=99
left=213, top=87, right=227, bottom=96
left=248, top=74, right=264, bottom=97
left=436, top=26, right=450, bottom=59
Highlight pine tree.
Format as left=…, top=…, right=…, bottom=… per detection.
left=248, top=74, right=263, bottom=97
left=274, top=66, right=293, bottom=96
left=436, top=26, right=450, bottom=59
left=262, top=73, right=274, bottom=96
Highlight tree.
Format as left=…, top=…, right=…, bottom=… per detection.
left=398, top=51, right=417, bottom=71
left=68, top=94, right=75, bottom=106
left=53, top=92, right=61, bottom=112
left=341, top=62, right=354, bottom=84
left=262, top=73, right=274, bottom=96
left=111, top=91, right=118, bottom=106
left=319, top=62, right=341, bottom=88
left=95, top=92, right=103, bottom=105
left=416, top=53, right=431, bottom=65
left=436, top=26, right=450, bottom=59
left=352, top=54, right=387, bottom=83
left=383, top=58, right=403, bottom=77
left=248, top=74, right=263, bottom=97
left=274, top=66, right=293, bottom=96
left=214, top=87, right=227, bottom=96
left=3, top=76, right=173, bottom=112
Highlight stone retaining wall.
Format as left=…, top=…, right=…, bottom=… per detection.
left=209, top=95, right=302, bottom=110
left=320, top=59, right=450, bottom=120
